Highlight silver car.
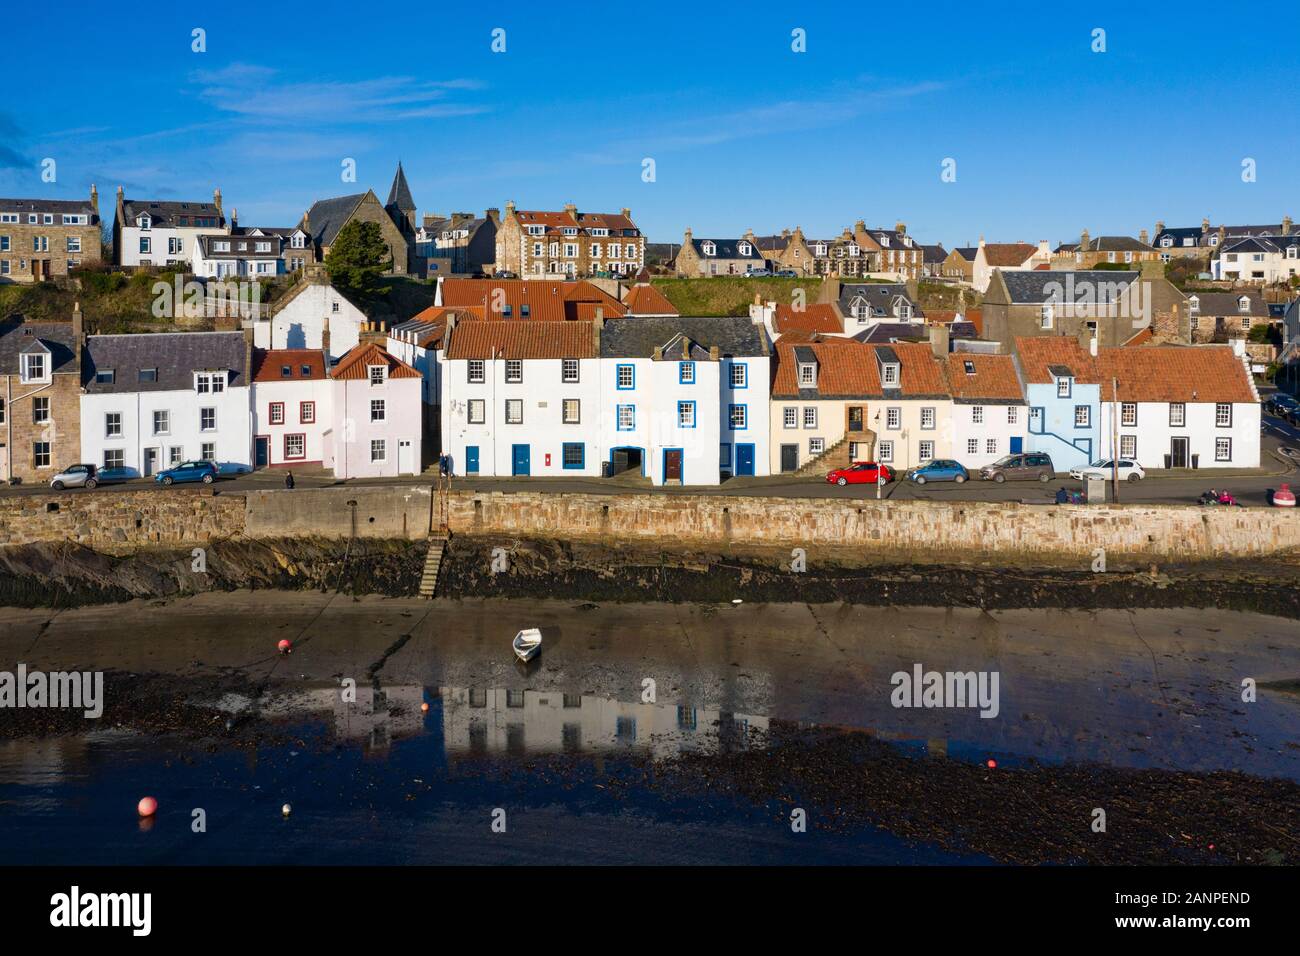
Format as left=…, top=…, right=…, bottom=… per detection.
left=49, top=464, right=100, bottom=490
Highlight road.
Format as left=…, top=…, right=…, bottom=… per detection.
left=6, top=413, right=1300, bottom=509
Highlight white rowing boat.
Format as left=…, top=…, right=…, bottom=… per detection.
left=513, top=628, right=542, bottom=662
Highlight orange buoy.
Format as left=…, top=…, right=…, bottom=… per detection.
left=420, top=702, right=430, bottom=713
left=137, top=796, right=158, bottom=817
left=277, top=639, right=292, bottom=654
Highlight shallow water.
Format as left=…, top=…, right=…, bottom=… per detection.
left=1, top=594, right=1297, bottom=864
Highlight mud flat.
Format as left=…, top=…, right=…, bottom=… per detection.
left=1, top=593, right=1297, bottom=865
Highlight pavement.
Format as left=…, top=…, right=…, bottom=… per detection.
left=6, top=414, right=1300, bottom=510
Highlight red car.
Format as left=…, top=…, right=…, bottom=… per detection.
left=826, top=461, right=894, bottom=486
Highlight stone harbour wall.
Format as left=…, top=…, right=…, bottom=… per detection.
left=0, top=488, right=245, bottom=551
left=2, top=484, right=1299, bottom=560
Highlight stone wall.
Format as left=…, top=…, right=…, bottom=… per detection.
left=3, top=484, right=1300, bottom=561
left=0, top=488, right=244, bottom=550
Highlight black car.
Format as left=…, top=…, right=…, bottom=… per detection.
left=1266, top=393, right=1299, bottom=416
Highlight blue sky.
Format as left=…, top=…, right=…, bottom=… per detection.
left=3, top=1, right=1298, bottom=248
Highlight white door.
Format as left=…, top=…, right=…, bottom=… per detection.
left=398, top=439, right=414, bottom=475
left=143, top=447, right=159, bottom=476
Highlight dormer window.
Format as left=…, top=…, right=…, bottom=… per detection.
left=850, top=297, right=869, bottom=321
left=195, top=371, right=226, bottom=393
left=214, top=241, right=230, bottom=252
left=797, top=362, right=817, bottom=387
left=20, top=352, right=49, bottom=383
left=1209, top=235, right=1219, bottom=246
left=881, top=362, right=900, bottom=387
left=963, top=360, right=976, bottom=375
left=1160, top=236, right=1172, bottom=247
left=738, top=242, right=751, bottom=257
left=1188, top=296, right=1200, bottom=315
left=701, top=241, right=716, bottom=257
left=880, top=236, right=890, bottom=247
left=137, top=215, right=151, bottom=229
left=368, top=365, right=386, bottom=386
left=897, top=303, right=913, bottom=320
left=1238, top=296, right=1251, bottom=313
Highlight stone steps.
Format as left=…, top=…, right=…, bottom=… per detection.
left=419, top=534, right=448, bottom=598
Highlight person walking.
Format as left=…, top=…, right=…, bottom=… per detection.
left=284, top=471, right=295, bottom=490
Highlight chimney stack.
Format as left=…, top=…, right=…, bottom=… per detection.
left=894, top=221, right=906, bottom=235
left=242, top=325, right=254, bottom=381
left=322, top=316, right=331, bottom=355
left=1139, top=228, right=1149, bottom=246
left=1201, top=217, right=1211, bottom=234
left=89, top=184, right=99, bottom=217
left=214, top=188, right=223, bottom=216
left=620, top=207, right=630, bottom=219
left=72, top=301, right=84, bottom=367
left=928, top=322, right=949, bottom=358
left=563, top=202, right=577, bottom=217
left=1283, top=216, right=1293, bottom=236
left=230, top=207, right=238, bottom=230
left=1080, top=228, right=1090, bottom=251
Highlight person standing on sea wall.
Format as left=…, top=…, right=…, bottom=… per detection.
left=285, top=471, right=295, bottom=490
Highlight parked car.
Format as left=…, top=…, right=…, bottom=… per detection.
left=980, top=453, right=1055, bottom=483
left=1265, top=393, right=1299, bottom=417
left=827, top=461, right=894, bottom=486
left=50, top=464, right=98, bottom=490
left=906, top=459, right=969, bottom=484
left=155, top=460, right=218, bottom=486
left=744, top=268, right=772, bottom=277
left=1070, top=458, right=1145, bottom=482
left=774, top=269, right=798, bottom=277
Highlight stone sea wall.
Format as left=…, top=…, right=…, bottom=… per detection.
left=2, top=484, right=1299, bottom=560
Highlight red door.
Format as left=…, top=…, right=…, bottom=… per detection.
left=664, top=450, right=683, bottom=482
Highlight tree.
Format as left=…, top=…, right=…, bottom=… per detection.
left=325, top=220, right=392, bottom=297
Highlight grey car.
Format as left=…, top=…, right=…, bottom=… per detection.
left=980, top=452, right=1055, bottom=483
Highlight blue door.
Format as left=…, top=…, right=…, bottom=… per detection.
left=465, top=446, right=479, bottom=474
left=1009, top=437, right=1023, bottom=454
left=512, top=444, right=530, bottom=476
left=735, top=443, right=755, bottom=476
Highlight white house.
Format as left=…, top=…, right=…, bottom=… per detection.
left=1213, top=234, right=1300, bottom=285
left=250, top=348, right=334, bottom=469
left=113, top=188, right=227, bottom=268
left=943, top=352, right=1028, bottom=467
left=191, top=232, right=284, bottom=279
left=1097, top=342, right=1260, bottom=471
left=329, top=342, right=422, bottom=478
left=80, top=331, right=253, bottom=475
left=440, top=319, right=602, bottom=477
left=598, top=316, right=771, bottom=485
left=971, top=240, right=1049, bottom=294
left=251, top=271, right=368, bottom=359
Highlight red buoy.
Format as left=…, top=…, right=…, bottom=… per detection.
left=137, top=796, right=158, bottom=817
left=277, top=639, right=292, bottom=654
left=420, top=702, right=429, bottom=713
left=986, top=759, right=997, bottom=769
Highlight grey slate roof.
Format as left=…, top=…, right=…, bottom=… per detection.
left=0, top=197, right=98, bottom=221
left=953, top=246, right=978, bottom=261
left=121, top=199, right=223, bottom=228
left=1000, top=270, right=1139, bottom=304
left=1055, top=235, right=1153, bottom=253
left=302, top=194, right=366, bottom=247
left=851, top=321, right=977, bottom=344
left=920, top=243, right=947, bottom=263
left=198, top=234, right=283, bottom=258
left=387, top=163, right=415, bottom=213
left=83, top=332, right=249, bottom=393
left=0, top=318, right=78, bottom=375
left=1187, top=292, right=1271, bottom=318
left=689, top=238, right=764, bottom=261
left=838, top=283, right=924, bottom=318
left=599, top=317, right=769, bottom=359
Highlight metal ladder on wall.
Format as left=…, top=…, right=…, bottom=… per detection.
left=419, top=470, right=451, bottom=599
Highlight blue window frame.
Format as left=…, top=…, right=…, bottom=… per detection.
left=561, top=442, right=585, bottom=470
left=679, top=361, right=695, bottom=384
left=616, top=404, right=635, bottom=430
left=677, top=400, right=696, bottom=428
left=729, top=403, right=748, bottom=430
left=730, top=362, right=748, bottom=389
left=616, top=364, right=635, bottom=390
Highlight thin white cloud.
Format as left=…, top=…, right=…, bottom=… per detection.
left=190, top=63, right=487, bottom=123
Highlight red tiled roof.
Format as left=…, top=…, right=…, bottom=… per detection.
left=1015, top=337, right=1101, bottom=384
left=440, top=279, right=625, bottom=322
left=944, top=353, right=1023, bottom=401
left=774, top=303, right=842, bottom=335
left=982, top=243, right=1037, bottom=267
left=331, top=342, right=421, bottom=380
left=251, top=348, right=328, bottom=382
left=443, top=320, right=599, bottom=360
left=514, top=209, right=637, bottom=236
left=1103, top=345, right=1256, bottom=404
left=772, top=340, right=946, bottom=398
left=1016, top=337, right=1256, bottom=403
left=926, top=309, right=983, bottom=335
left=1122, top=327, right=1153, bottom=347
left=623, top=283, right=678, bottom=316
